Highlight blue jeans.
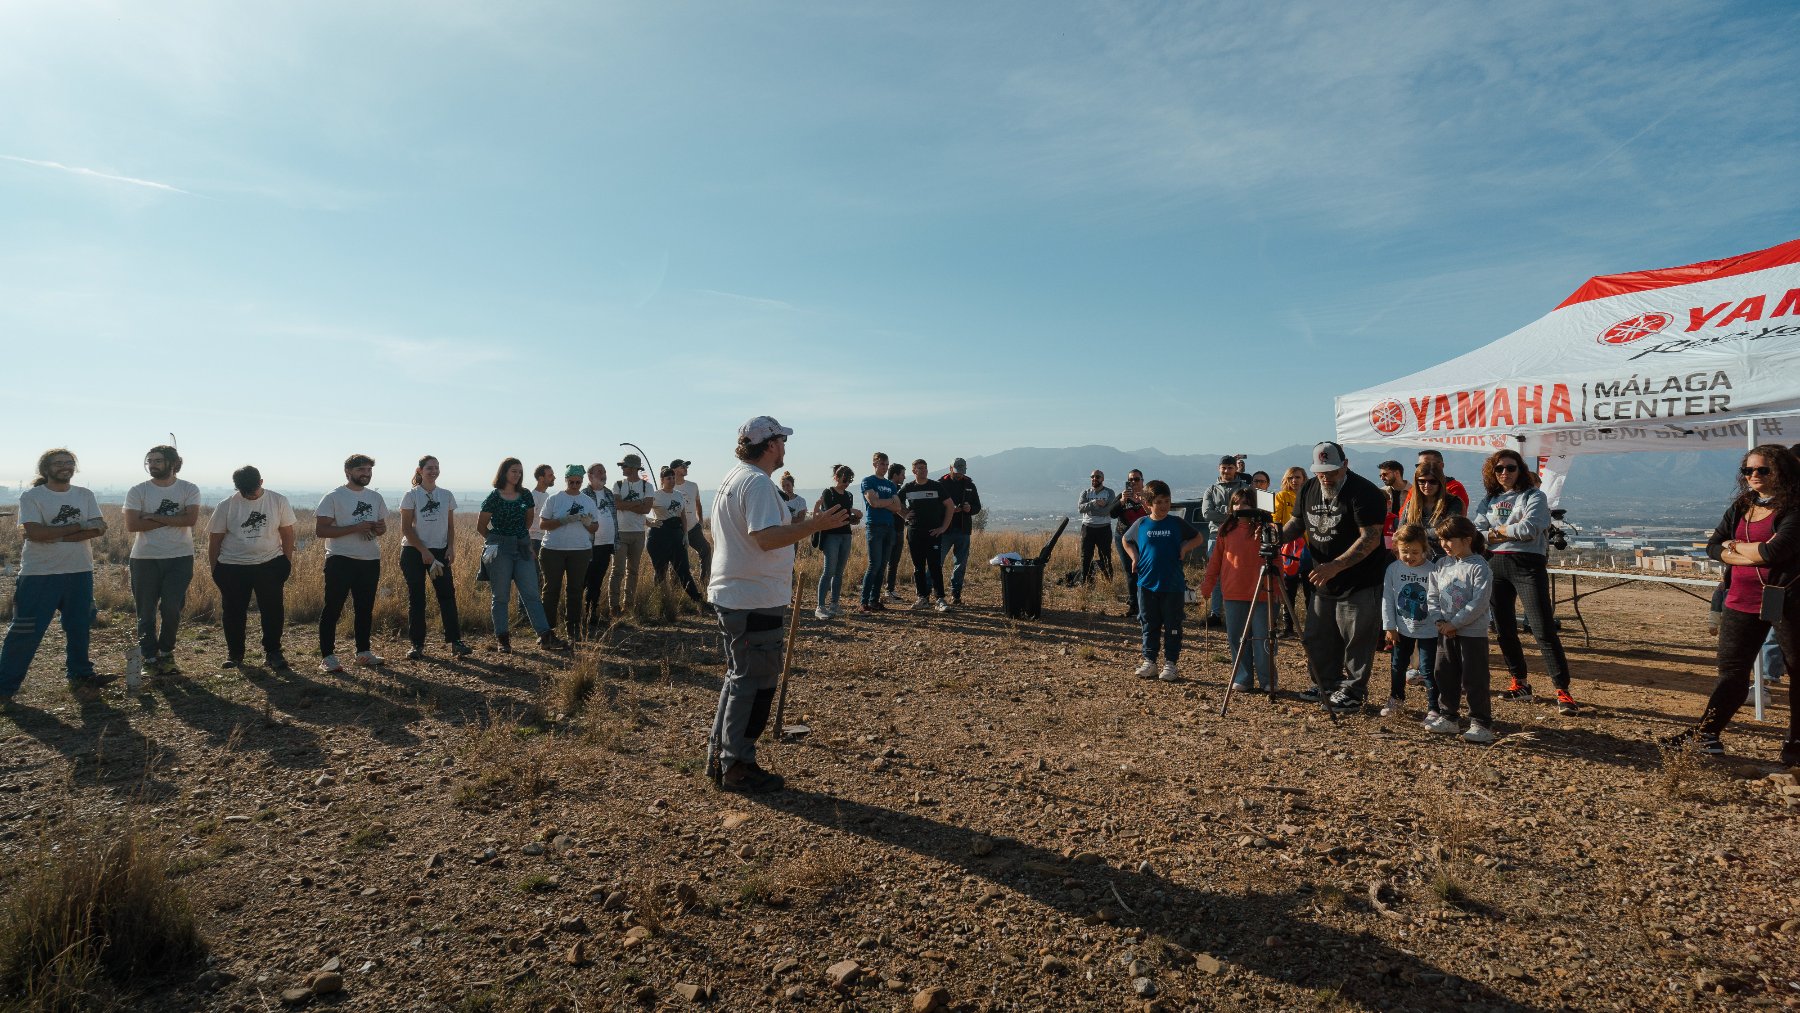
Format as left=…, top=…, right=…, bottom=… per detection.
left=1223, top=598, right=1276, bottom=690
left=1138, top=587, right=1185, bottom=663
left=1390, top=633, right=1438, bottom=705
left=485, top=538, right=550, bottom=635
left=861, top=525, right=897, bottom=606
left=816, top=532, right=851, bottom=609
left=1761, top=627, right=1786, bottom=682
left=938, top=528, right=971, bottom=599
left=0, top=572, right=98, bottom=695
left=1206, top=534, right=1224, bottom=618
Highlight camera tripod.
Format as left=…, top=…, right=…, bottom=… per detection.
left=1217, top=530, right=1337, bottom=723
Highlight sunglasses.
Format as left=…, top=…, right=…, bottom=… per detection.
left=1742, top=466, right=1773, bottom=478
left=1417, top=479, right=1440, bottom=485
left=1493, top=464, right=1520, bottom=473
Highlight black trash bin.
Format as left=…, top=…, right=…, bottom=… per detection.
left=999, top=561, right=1045, bottom=619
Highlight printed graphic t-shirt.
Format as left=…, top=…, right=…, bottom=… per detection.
left=1295, top=471, right=1391, bottom=598
left=209, top=490, right=297, bottom=566
left=400, top=486, right=458, bottom=550
left=1124, top=514, right=1201, bottom=593
left=613, top=479, right=654, bottom=534
left=582, top=486, right=617, bottom=546
left=860, top=474, right=899, bottom=528
left=900, top=479, right=950, bottom=531
left=17, top=485, right=102, bottom=576
left=649, top=488, right=688, bottom=528
left=126, top=478, right=200, bottom=559
left=316, top=485, right=390, bottom=560
left=539, top=489, right=602, bottom=551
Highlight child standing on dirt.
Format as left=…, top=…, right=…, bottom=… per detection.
left=1380, top=524, right=1438, bottom=719
left=1426, top=515, right=1495, bottom=743
left=1198, top=487, right=1281, bottom=693
left=1122, top=480, right=1204, bottom=682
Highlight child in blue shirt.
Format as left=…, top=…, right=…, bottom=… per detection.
left=1122, top=480, right=1204, bottom=682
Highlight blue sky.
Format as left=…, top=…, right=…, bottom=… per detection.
left=4, top=1, right=1798, bottom=495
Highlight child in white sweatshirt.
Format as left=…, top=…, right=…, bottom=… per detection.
left=1427, top=515, right=1495, bottom=743
left=1380, top=524, right=1438, bottom=719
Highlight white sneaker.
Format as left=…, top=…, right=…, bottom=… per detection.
left=934, top=598, right=951, bottom=613
left=1158, top=662, right=1179, bottom=682
left=911, top=597, right=932, bottom=611
left=1462, top=722, right=1496, bottom=744
left=124, top=647, right=143, bottom=693
left=320, top=654, right=345, bottom=674
left=1424, top=714, right=1460, bottom=735
left=814, top=608, right=832, bottom=620
left=1133, top=659, right=1157, bottom=679
left=354, top=651, right=386, bottom=668
left=885, top=591, right=904, bottom=603
left=1421, top=710, right=1441, bottom=729
left=1404, top=668, right=1423, bottom=686
left=1378, top=696, right=1403, bottom=717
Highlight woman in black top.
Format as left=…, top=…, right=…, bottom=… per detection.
left=1667, top=444, right=1800, bottom=766
left=812, top=465, right=863, bottom=618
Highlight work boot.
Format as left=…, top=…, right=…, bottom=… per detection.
left=720, top=761, right=785, bottom=795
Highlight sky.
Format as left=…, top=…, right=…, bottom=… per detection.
left=4, top=0, right=1798, bottom=496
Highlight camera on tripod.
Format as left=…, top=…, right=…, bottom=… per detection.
left=1231, top=507, right=1281, bottom=561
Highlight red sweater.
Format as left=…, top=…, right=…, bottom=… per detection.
left=1199, top=524, right=1277, bottom=603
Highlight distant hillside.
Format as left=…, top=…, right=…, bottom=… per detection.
left=963, top=443, right=1745, bottom=527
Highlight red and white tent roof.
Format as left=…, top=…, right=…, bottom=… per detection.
left=1336, top=237, right=1800, bottom=457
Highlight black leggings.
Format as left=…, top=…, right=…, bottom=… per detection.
left=1702, top=603, right=1800, bottom=740
left=584, top=544, right=615, bottom=620
left=649, top=523, right=702, bottom=601
left=400, top=546, right=461, bottom=647
left=320, top=556, right=380, bottom=656
left=1489, top=552, right=1571, bottom=690
left=909, top=529, right=945, bottom=599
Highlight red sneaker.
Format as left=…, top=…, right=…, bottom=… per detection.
left=1555, top=689, right=1579, bottom=715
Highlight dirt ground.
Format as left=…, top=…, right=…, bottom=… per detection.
left=1, top=548, right=1797, bottom=1012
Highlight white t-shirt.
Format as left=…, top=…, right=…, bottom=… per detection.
left=400, top=486, right=457, bottom=550
left=707, top=463, right=793, bottom=610
left=678, top=479, right=702, bottom=528
left=582, top=486, right=617, bottom=546
left=613, top=478, right=653, bottom=533
left=126, top=478, right=200, bottom=559
left=649, top=487, right=687, bottom=528
left=316, top=485, right=389, bottom=560
left=16, top=485, right=101, bottom=576
left=527, top=485, right=556, bottom=539
left=540, top=489, right=602, bottom=551
left=783, top=493, right=807, bottom=520
left=209, top=490, right=297, bottom=565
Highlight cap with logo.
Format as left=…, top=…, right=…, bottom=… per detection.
left=738, top=416, right=794, bottom=443
left=1310, top=441, right=1348, bottom=474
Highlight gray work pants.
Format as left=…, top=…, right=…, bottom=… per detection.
left=709, top=605, right=787, bottom=770
left=1302, top=583, right=1381, bottom=702
left=611, top=531, right=647, bottom=610
left=130, top=555, right=194, bottom=659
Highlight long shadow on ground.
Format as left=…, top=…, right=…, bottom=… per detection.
left=759, top=788, right=1550, bottom=1013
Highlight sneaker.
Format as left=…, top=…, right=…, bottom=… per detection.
left=405, top=645, right=424, bottom=661
left=495, top=634, right=513, bottom=655
left=1158, top=661, right=1179, bottom=682
left=1781, top=739, right=1800, bottom=768
left=857, top=603, right=875, bottom=614
left=450, top=641, right=473, bottom=657
left=951, top=595, right=962, bottom=607
left=1404, top=668, right=1423, bottom=686
left=124, top=647, right=144, bottom=692
left=814, top=608, right=832, bottom=620
left=1424, top=714, right=1461, bottom=735
left=1421, top=710, right=1441, bottom=728
left=868, top=600, right=887, bottom=612
left=537, top=632, right=571, bottom=652
left=1462, top=721, right=1496, bottom=744
left=934, top=598, right=951, bottom=613
left=220, top=657, right=242, bottom=670
left=1660, top=728, right=1723, bottom=755
left=1133, top=659, right=1158, bottom=680
left=320, top=654, right=345, bottom=674
left=1555, top=689, right=1579, bottom=715
left=266, top=653, right=292, bottom=674
left=719, top=761, right=786, bottom=794
left=884, top=590, right=904, bottom=603
left=1378, top=696, right=1403, bottom=718
left=354, top=651, right=386, bottom=668
left=158, top=656, right=183, bottom=677
left=69, top=678, right=110, bottom=704
left=1296, top=686, right=1322, bottom=702
left=1499, top=680, right=1533, bottom=702
left=1327, top=690, right=1363, bottom=712
left=911, top=597, right=932, bottom=611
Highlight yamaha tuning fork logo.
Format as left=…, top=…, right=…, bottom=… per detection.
left=1369, top=399, right=1406, bottom=436
left=1596, top=312, right=1672, bottom=346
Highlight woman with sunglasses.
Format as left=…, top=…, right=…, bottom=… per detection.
left=1666, top=445, right=1800, bottom=764
left=1472, top=449, right=1578, bottom=715
left=1401, top=463, right=1463, bottom=558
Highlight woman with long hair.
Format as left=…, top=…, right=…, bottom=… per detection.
left=1274, top=466, right=1307, bottom=636
left=1667, top=444, right=1800, bottom=764
left=476, top=458, right=566, bottom=653
left=399, top=455, right=469, bottom=659
left=812, top=465, right=862, bottom=619
left=1471, top=448, right=1576, bottom=714
left=1403, top=463, right=1464, bottom=557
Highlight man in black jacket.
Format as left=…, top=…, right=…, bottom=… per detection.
left=937, top=458, right=981, bottom=606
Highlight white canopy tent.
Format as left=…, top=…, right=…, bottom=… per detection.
left=1336, top=236, right=1800, bottom=470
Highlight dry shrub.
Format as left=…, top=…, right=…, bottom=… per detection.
left=775, top=848, right=857, bottom=902
left=1655, top=740, right=1736, bottom=803
left=0, top=824, right=205, bottom=1012
left=543, top=652, right=602, bottom=717
left=452, top=714, right=556, bottom=809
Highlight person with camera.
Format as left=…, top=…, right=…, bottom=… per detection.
left=1277, top=442, right=1390, bottom=712
left=1078, top=469, right=1118, bottom=583
left=1666, top=444, right=1800, bottom=765
left=1198, top=487, right=1281, bottom=692
left=1122, top=480, right=1204, bottom=681
left=1471, top=449, right=1578, bottom=715
left=1200, top=455, right=1252, bottom=626
left=1111, top=470, right=1149, bottom=618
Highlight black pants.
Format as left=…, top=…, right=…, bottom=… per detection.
left=1080, top=525, right=1113, bottom=581
left=215, top=556, right=291, bottom=661
left=400, top=546, right=461, bottom=648
left=1703, top=603, right=1800, bottom=740
left=909, top=528, right=945, bottom=599
left=540, top=547, right=591, bottom=637
left=649, top=524, right=702, bottom=602
left=584, top=544, right=615, bottom=621
left=1490, top=552, right=1571, bottom=690
left=688, top=525, right=712, bottom=587
left=320, top=556, right=380, bottom=657
left=1434, top=634, right=1492, bottom=724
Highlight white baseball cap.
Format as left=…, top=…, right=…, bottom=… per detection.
left=1310, top=441, right=1348, bottom=474
left=738, top=416, right=794, bottom=443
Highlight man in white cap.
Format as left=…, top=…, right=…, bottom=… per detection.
left=706, top=415, right=848, bottom=793
left=1275, top=441, right=1391, bottom=712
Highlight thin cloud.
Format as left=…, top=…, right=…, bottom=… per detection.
left=1, top=155, right=193, bottom=195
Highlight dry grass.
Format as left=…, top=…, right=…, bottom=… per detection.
left=0, top=823, right=205, bottom=1012
left=451, top=713, right=556, bottom=809
left=1655, top=740, right=1737, bottom=803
